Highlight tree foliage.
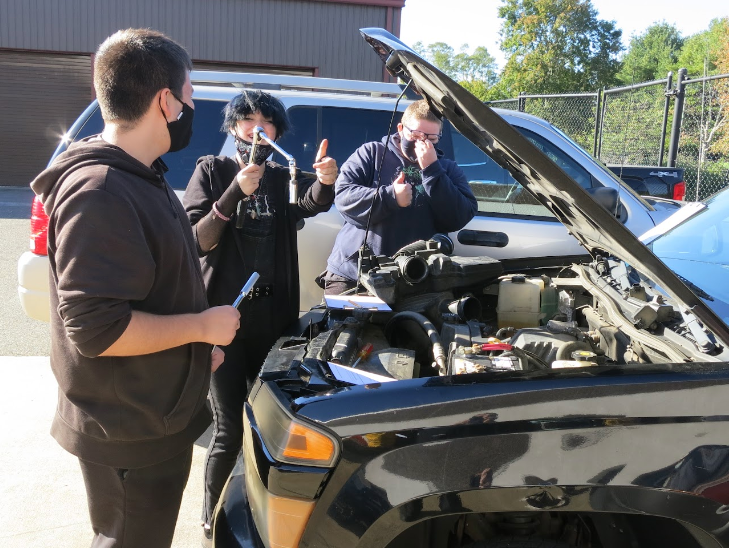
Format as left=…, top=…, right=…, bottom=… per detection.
left=617, top=22, right=684, bottom=84
left=413, top=41, right=498, bottom=99
left=709, top=18, right=729, bottom=156
left=675, top=18, right=729, bottom=170
left=494, top=0, right=622, bottom=97
left=677, top=17, right=729, bottom=77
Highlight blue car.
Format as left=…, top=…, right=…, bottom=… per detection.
left=643, top=188, right=729, bottom=323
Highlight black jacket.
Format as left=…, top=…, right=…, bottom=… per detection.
left=183, top=156, right=334, bottom=335
left=31, top=136, right=212, bottom=468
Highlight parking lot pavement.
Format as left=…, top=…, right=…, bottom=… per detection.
left=0, top=356, right=213, bottom=548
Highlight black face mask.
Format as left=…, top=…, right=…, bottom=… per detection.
left=400, top=136, right=418, bottom=163
left=162, top=95, right=194, bottom=153
left=235, top=137, right=273, bottom=165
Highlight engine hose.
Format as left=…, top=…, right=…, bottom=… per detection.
left=393, top=239, right=429, bottom=256
left=393, top=234, right=453, bottom=257
left=546, top=319, right=585, bottom=340
left=495, top=326, right=516, bottom=341
left=547, top=319, right=601, bottom=355
left=384, top=311, right=447, bottom=375
left=508, top=347, right=550, bottom=371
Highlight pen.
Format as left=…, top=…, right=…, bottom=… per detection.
left=233, top=272, right=260, bottom=308
left=212, top=272, right=260, bottom=356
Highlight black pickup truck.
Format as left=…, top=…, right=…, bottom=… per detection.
left=607, top=165, right=686, bottom=201
left=210, top=29, right=728, bottom=548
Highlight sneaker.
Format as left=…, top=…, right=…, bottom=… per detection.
left=201, top=523, right=213, bottom=548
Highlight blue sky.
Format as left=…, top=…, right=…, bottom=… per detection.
left=400, top=0, right=729, bottom=69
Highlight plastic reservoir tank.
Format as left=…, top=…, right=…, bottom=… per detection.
left=496, top=275, right=558, bottom=328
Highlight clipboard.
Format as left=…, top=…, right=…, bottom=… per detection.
left=324, top=294, right=391, bottom=311
left=327, top=362, right=396, bottom=384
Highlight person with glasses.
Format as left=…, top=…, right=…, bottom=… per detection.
left=321, top=99, right=477, bottom=295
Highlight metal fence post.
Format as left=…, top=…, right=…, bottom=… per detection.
left=518, top=92, right=525, bottom=112
left=597, top=88, right=608, bottom=160
left=667, top=68, right=686, bottom=168
left=593, top=89, right=602, bottom=157
left=659, top=71, right=673, bottom=166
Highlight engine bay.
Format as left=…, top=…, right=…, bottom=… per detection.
left=260, top=236, right=726, bottom=387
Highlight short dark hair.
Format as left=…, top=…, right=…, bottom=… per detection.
left=221, top=90, right=290, bottom=139
left=94, top=28, right=192, bottom=125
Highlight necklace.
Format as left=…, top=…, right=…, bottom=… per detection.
left=248, top=172, right=273, bottom=220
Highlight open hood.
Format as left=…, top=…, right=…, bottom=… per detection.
left=360, top=27, right=728, bottom=343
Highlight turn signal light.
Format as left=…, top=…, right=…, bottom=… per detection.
left=266, top=494, right=315, bottom=547
left=243, top=414, right=317, bottom=548
left=254, top=382, right=340, bottom=467
left=282, top=422, right=335, bottom=462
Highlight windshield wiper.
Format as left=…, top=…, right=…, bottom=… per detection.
left=676, top=274, right=714, bottom=301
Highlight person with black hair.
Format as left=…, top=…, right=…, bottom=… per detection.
left=183, top=90, right=338, bottom=541
left=30, top=28, right=241, bottom=548
left=323, top=99, right=477, bottom=294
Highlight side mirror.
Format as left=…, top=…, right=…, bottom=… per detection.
left=586, top=187, right=620, bottom=217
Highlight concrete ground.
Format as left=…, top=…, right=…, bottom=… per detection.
left=0, top=356, right=212, bottom=548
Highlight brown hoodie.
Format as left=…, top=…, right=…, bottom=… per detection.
left=32, top=136, right=212, bottom=468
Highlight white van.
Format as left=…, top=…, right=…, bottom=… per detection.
left=18, top=71, right=680, bottom=321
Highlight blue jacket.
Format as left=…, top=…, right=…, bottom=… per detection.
left=326, top=133, right=478, bottom=281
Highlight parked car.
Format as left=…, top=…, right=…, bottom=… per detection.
left=211, top=28, right=729, bottom=548
left=641, top=187, right=729, bottom=323
left=18, top=71, right=682, bottom=322
left=607, top=164, right=686, bottom=201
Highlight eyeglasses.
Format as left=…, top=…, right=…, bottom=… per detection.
left=403, top=124, right=442, bottom=143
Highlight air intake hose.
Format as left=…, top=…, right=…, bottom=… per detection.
left=384, top=311, right=447, bottom=375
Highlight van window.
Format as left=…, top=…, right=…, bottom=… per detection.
left=72, top=99, right=228, bottom=190
left=444, top=123, right=593, bottom=219
left=276, top=106, right=402, bottom=170
left=162, top=99, right=228, bottom=188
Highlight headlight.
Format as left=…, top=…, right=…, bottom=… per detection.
left=244, top=382, right=340, bottom=548
left=253, top=382, right=339, bottom=467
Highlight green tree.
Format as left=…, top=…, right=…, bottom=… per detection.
left=709, top=18, right=729, bottom=157
left=495, top=0, right=622, bottom=96
left=413, top=41, right=498, bottom=100
left=675, top=18, right=729, bottom=198
left=677, top=17, right=729, bottom=77
left=617, top=22, right=684, bottom=84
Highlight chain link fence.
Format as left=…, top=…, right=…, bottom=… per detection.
left=599, top=79, right=671, bottom=167
left=487, top=72, right=729, bottom=201
left=490, top=94, right=598, bottom=153
left=678, top=76, right=729, bottom=200
left=488, top=98, right=520, bottom=112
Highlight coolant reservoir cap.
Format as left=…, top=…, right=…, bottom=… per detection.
left=572, top=350, right=597, bottom=361
left=511, top=275, right=526, bottom=283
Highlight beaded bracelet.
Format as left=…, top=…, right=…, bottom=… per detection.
left=211, top=202, right=231, bottom=222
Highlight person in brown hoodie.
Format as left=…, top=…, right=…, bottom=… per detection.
left=30, top=28, right=240, bottom=548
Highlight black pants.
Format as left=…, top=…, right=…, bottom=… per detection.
left=324, top=277, right=357, bottom=295
left=78, top=446, right=193, bottom=548
left=201, top=335, right=273, bottom=526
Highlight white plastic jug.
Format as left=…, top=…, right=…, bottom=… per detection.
left=496, top=275, right=544, bottom=328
